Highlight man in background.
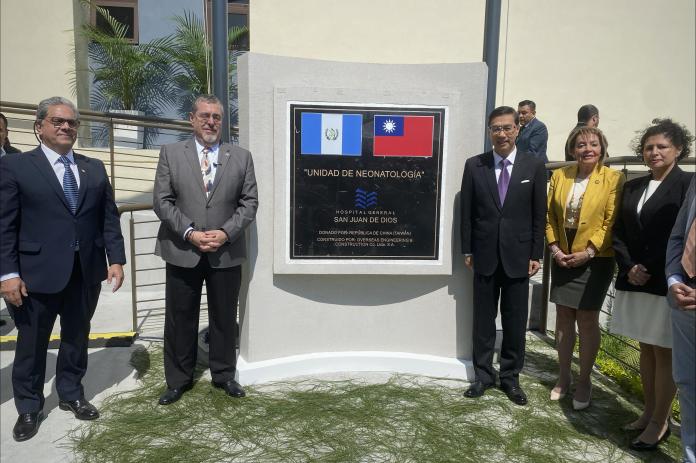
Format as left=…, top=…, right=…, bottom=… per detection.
left=0, top=112, right=22, bottom=158
left=515, top=100, right=548, bottom=163
left=567, top=105, right=600, bottom=160
left=576, top=104, right=600, bottom=129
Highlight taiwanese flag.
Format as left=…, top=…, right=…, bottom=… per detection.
left=373, top=115, right=434, bottom=157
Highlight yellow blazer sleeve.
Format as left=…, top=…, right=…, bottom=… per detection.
left=545, top=168, right=562, bottom=245
left=587, top=169, right=625, bottom=253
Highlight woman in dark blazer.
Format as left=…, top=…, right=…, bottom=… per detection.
left=611, top=118, right=694, bottom=451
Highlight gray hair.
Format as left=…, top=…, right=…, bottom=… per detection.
left=36, top=96, right=80, bottom=123
left=191, top=94, right=224, bottom=116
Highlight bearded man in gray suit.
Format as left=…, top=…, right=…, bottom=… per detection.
left=153, top=94, right=258, bottom=405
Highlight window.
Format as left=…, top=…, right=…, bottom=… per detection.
left=228, top=1, right=250, bottom=50
left=91, top=0, right=139, bottom=44
left=204, top=0, right=249, bottom=50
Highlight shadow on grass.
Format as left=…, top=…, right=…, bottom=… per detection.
left=68, top=338, right=681, bottom=463
left=524, top=336, right=680, bottom=463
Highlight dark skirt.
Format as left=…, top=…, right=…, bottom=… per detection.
left=550, top=257, right=615, bottom=310
left=549, top=229, right=614, bottom=310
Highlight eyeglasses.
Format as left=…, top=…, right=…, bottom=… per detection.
left=488, top=125, right=516, bottom=134
left=45, top=117, right=80, bottom=129
left=195, top=113, right=223, bottom=123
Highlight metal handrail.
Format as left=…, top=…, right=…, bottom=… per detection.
left=536, top=155, right=676, bottom=335
left=0, top=100, right=241, bottom=195
left=118, top=203, right=154, bottom=215
left=118, top=203, right=156, bottom=332
left=0, top=100, right=240, bottom=134
left=0, top=100, right=192, bottom=128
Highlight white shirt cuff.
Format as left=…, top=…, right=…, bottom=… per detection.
left=1, top=273, right=20, bottom=282
left=183, top=226, right=194, bottom=240
left=667, top=274, right=685, bottom=288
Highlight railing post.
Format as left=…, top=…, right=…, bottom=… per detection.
left=129, top=213, right=138, bottom=333
left=539, top=244, right=551, bottom=335
left=108, top=118, right=116, bottom=193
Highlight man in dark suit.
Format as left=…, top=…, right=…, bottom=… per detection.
left=460, top=106, right=547, bottom=405
left=0, top=97, right=125, bottom=441
left=515, top=100, right=548, bottom=163
left=666, top=176, right=696, bottom=462
left=154, top=94, right=258, bottom=405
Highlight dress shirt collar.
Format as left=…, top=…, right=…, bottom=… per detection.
left=41, top=143, right=75, bottom=165
left=194, top=139, right=220, bottom=155
left=493, top=148, right=517, bottom=166
left=0, top=147, right=5, bottom=157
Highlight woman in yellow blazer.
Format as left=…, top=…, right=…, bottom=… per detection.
left=546, top=126, right=625, bottom=410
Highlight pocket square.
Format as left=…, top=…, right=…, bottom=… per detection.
left=521, top=179, right=531, bottom=183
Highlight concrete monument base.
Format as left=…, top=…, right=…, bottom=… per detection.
left=237, top=53, right=488, bottom=382
left=237, top=352, right=472, bottom=385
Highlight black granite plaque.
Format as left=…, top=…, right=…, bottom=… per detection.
left=290, top=104, right=445, bottom=260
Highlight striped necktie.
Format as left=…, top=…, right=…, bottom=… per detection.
left=682, top=219, right=696, bottom=279
left=58, top=155, right=78, bottom=214
left=201, top=147, right=213, bottom=197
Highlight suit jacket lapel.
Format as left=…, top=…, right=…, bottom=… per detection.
left=619, top=174, right=649, bottom=231
left=578, top=165, right=606, bottom=225
left=75, top=154, right=90, bottom=213
left=557, top=164, right=577, bottom=224
left=481, top=152, right=502, bottom=211
left=27, top=148, right=72, bottom=212
left=502, top=154, right=527, bottom=210
left=207, top=144, right=232, bottom=201
left=185, top=140, right=207, bottom=198
left=640, top=167, right=682, bottom=223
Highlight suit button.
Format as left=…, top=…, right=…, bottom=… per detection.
left=206, top=205, right=211, bottom=209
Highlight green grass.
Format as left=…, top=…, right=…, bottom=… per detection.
left=595, top=332, right=681, bottom=421
left=68, top=337, right=682, bottom=462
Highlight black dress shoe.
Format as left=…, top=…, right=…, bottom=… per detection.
left=158, top=384, right=191, bottom=405
left=13, top=411, right=43, bottom=442
left=212, top=379, right=246, bottom=398
left=464, top=381, right=494, bottom=398
left=629, top=427, right=671, bottom=451
left=59, top=398, right=100, bottom=420
left=501, top=384, right=528, bottom=406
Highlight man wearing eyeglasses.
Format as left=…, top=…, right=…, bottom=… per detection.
left=0, top=96, right=125, bottom=441
left=460, top=106, right=547, bottom=406
left=153, top=94, right=258, bottom=405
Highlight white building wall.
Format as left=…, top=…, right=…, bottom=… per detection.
left=251, top=0, right=696, bottom=160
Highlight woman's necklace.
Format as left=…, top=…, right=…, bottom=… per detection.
left=566, top=177, right=589, bottom=227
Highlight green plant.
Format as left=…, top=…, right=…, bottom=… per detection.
left=162, top=12, right=248, bottom=126
left=76, top=1, right=175, bottom=146
left=161, top=11, right=211, bottom=120
left=595, top=334, right=681, bottom=422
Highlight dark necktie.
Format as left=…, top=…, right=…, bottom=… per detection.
left=498, top=158, right=511, bottom=204
left=58, top=155, right=78, bottom=214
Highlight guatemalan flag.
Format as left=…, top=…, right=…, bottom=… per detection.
left=300, top=113, right=363, bottom=156
left=373, top=115, right=434, bottom=157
